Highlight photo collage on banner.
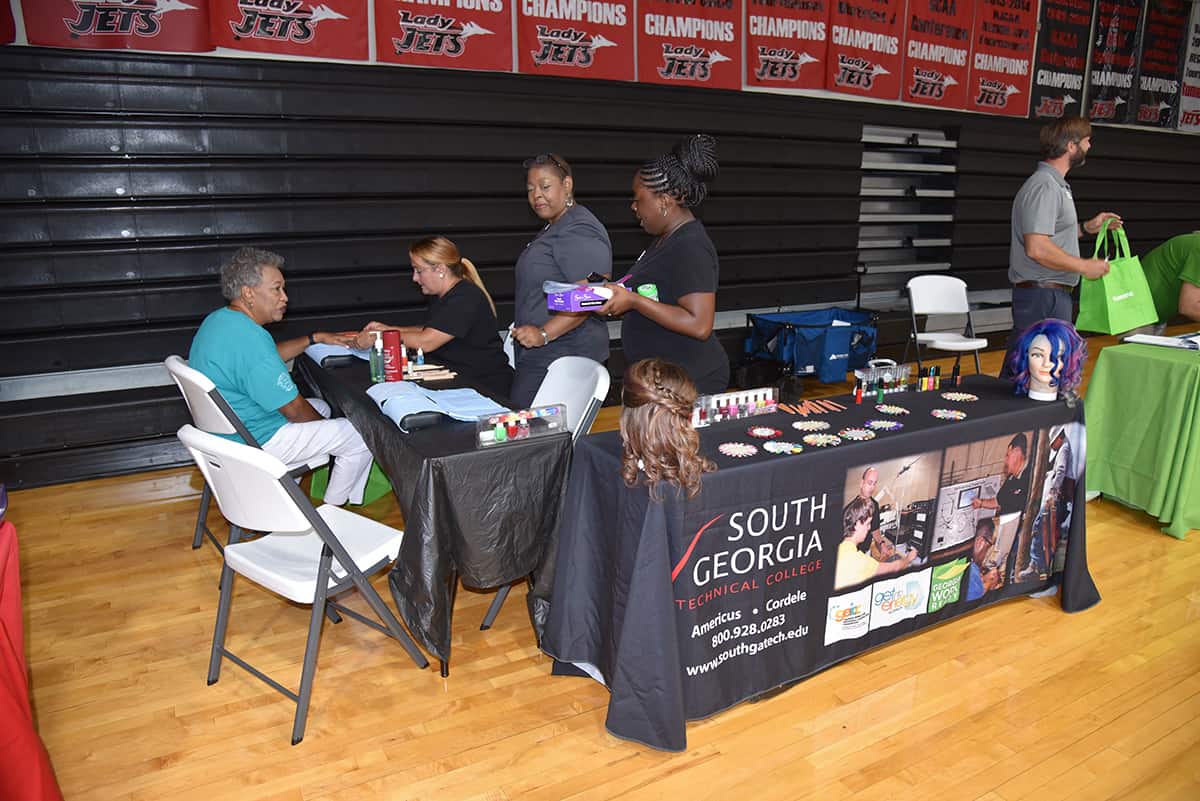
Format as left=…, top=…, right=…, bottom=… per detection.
left=825, top=0, right=904, bottom=100
left=516, top=0, right=634, bottom=80
left=1084, top=0, right=1145, bottom=124
left=900, top=0, right=975, bottom=110
left=22, top=0, right=214, bottom=51
left=965, top=0, right=1037, bottom=116
left=374, top=0, right=513, bottom=72
left=1182, top=1, right=1200, bottom=132
left=1029, top=0, right=1093, bottom=119
left=744, top=0, right=828, bottom=91
left=824, top=423, right=1085, bottom=648
left=209, top=0, right=368, bottom=60
left=637, top=0, right=741, bottom=90
left=1133, top=0, right=1193, bottom=128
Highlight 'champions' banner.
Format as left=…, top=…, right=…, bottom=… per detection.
left=1180, top=1, right=1200, bottom=132
left=209, top=0, right=368, bottom=60
left=516, top=0, right=634, bottom=81
left=825, top=0, right=904, bottom=100
left=1029, top=0, right=1092, bottom=119
left=964, top=0, right=1036, bottom=117
left=374, top=0, right=513, bottom=72
left=636, top=0, right=741, bottom=91
left=23, top=0, right=214, bottom=51
left=744, top=0, right=827, bottom=91
left=1133, top=0, right=1190, bottom=128
left=1084, top=0, right=1145, bottom=124
left=900, top=0, right=975, bottom=110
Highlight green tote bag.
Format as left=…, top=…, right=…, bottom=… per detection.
left=1075, top=220, right=1158, bottom=335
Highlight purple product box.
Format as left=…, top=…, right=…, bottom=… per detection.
left=545, top=284, right=613, bottom=312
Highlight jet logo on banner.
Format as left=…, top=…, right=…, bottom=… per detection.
left=65, top=0, right=194, bottom=37
left=658, top=43, right=730, bottom=81
left=392, top=11, right=492, bottom=57
left=530, top=25, right=617, bottom=67
left=754, top=46, right=818, bottom=82
left=833, top=54, right=888, bottom=90
left=909, top=66, right=957, bottom=100
left=975, top=77, right=1020, bottom=109
left=229, top=2, right=348, bottom=43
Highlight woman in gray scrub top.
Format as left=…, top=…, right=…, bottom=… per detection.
left=509, top=153, right=612, bottom=408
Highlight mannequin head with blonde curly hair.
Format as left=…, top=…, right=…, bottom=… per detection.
left=620, top=358, right=715, bottom=499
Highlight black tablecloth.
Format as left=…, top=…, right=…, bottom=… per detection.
left=542, top=376, right=1099, bottom=750
left=294, top=355, right=572, bottom=662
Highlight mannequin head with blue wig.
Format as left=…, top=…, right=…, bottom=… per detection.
left=1008, top=319, right=1086, bottom=401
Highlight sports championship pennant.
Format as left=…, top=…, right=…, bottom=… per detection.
left=1083, top=0, right=1145, bottom=124
left=210, top=0, right=368, bottom=60
left=374, top=0, right=513, bottom=72
left=636, top=0, right=742, bottom=91
left=1029, top=0, right=1091, bottom=119
left=516, top=0, right=635, bottom=81
left=900, top=0, right=976, bottom=109
left=744, top=0, right=828, bottom=91
left=1133, top=0, right=1190, bottom=128
left=825, top=0, right=904, bottom=100
left=1180, top=1, right=1200, bottom=132
left=23, top=0, right=213, bottom=52
left=964, top=0, right=1036, bottom=116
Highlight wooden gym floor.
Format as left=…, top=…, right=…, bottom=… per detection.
left=8, top=327, right=1199, bottom=801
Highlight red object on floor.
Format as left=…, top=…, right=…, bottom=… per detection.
left=0, top=521, right=64, bottom=801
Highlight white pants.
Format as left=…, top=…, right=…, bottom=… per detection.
left=262, top=399, right=372, bottom=506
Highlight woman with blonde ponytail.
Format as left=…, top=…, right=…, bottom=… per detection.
left=356, top=236, right=513, bottom=401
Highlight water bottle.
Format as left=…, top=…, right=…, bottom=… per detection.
left=637, top=283, right=659, bottom=302
left=370, top=331, right=385, bottom=383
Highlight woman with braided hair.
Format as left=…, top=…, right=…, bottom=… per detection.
left=620, top=358, right=715, bottom=499
left=597, top=134, right=729, bottom=393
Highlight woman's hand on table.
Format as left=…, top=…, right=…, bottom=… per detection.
left=354, top=322, right=391, bottom=349
left=317, top=331, right=360, bottom=348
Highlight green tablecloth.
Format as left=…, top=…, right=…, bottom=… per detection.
left=1086, top=343, right=1200, bottom=538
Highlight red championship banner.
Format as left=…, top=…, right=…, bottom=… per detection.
left=1179, top=1, right=1200, bottom=132
left=22, top=0, right=213, bottom=51
left=636, top=0, right=741, bottom=91
left=209, top=0, right=368, bottom=60
left=744, top=0, right=828, bottom=90
left=374, top=0, right=513, bottom=72
left=516, top=0, right=634, bottom=81
left=900, top=0, right=975, bottom=109
left=1, top=1, right=15, bottom=44
left=825, top=0, right=905, bottom=100
left=965, top=0, right=1036, bottom=117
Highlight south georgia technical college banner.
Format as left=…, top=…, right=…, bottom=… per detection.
left=374, top=0, right=513, bottom=72
left=516, top=0, right=635, bottom=81
left=636, top=0, right=741, bottom=90
left=744, top=0, right=827, bottom=91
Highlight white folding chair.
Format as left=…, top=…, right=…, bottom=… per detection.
left=176, top=424, right=428, bottom=745
left=479, top=356, right=610, bottom=631
left=904, top=275, right=988, bottom=374
left=165, top=355, right=329, bottom=552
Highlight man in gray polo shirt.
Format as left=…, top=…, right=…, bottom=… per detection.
left=1000, top=116, right=1121, bottom=378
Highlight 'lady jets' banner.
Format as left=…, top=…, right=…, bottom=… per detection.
left=825, top=0, right=904, bottom=100
left=900, top=0, right=976, bottom=110
left=516, top=0, right=634, bottom=81
left=210, top=0, right=368, bottom=60
left=1029, top=0, right=1092, bottom=119
left=374, top=0, right=513, bottom=72
left=1180, top=1, right=1200, bottom=132
left=744, top=0, right=827, bottom=91
left=1084, top=0, right=1145, bottom=124
left=22, top=0, right=213, bottom=51
left=965, top=0, right=1035, bottom=116
left=636, top=0, right=741, bottom=90
left=1133, top=0, right=1190, bottom=128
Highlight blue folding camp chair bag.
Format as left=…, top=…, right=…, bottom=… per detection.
left=744, top=309, right=876, bottom=384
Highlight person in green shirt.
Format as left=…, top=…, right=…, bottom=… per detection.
left=1141, top=232, right=1200, bottom=325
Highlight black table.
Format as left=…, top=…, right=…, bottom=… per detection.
left=294, top=355, right=572, bottom=664
left=542, top=376, right=1099, bottom=750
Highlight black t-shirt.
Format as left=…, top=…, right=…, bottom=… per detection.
left=425, top=280, right=513, bottom=402
left=996, top=462, right=1031, bottom=516
left=620, top=219, right=730, bottom=393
